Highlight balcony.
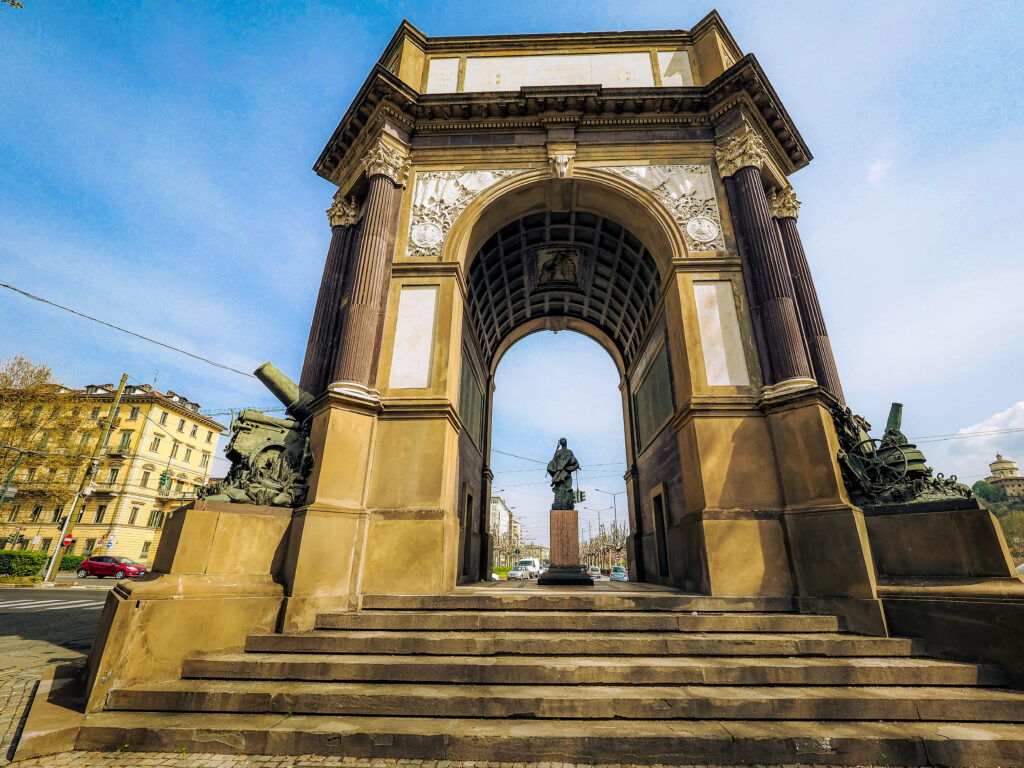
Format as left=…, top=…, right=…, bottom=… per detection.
left=107, top=444, right=132, bottom=457
left=89, top=482, right=119, bottom=497
left=155, top=487, right=198, bottom=503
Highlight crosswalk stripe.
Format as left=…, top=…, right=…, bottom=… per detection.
left=35, top=601, right=104, bottom=611
left=0, top=599, right=101, bottom=610
left=0, top=600, right=65, bottom=607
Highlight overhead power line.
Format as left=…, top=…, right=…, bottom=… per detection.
left=0, top=281, right=257, bottom=379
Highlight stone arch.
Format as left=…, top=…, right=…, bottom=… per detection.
left=443, top=167, right=689, bottom=282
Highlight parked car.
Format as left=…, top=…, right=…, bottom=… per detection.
left=506, top=566, right=530, bottom=581
left=77, top=555, right=148, bottom=580
left=610, top=565, right=628, bottom=582
left=515, top=558, right=541, bottom=578
left=588, top=565, right=602, bottom=581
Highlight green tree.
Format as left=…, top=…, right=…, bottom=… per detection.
left=0, top=355, right=91, bottom=548
left=2, top=1, right=25, bottom=9
left=998, top=509, right=1024, bottom=560
left=972, top=480, right=1007, bottom=503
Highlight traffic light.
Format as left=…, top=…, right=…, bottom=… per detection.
left=159, top=472, right=168, bottom=486
left=574, top=490, right=586, bottom=503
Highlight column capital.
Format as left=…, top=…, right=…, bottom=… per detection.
left=326, top=190, right=362, bottom=228
left=768, top=186, right=801, bottom=220
left=715, top=128, right=772, bottom=179
left=360, top=136, right=410, bottom=185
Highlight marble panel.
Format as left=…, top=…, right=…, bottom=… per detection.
left=461, top=52, right=655, bottom=92
left=425, top=57, right=460, bottom=93
left=693, top=281, right=749, bottom=387
left=389, top=286, right=439, bottom=389
left=657, top=49, right=695, bottom=86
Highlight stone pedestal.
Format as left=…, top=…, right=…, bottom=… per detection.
left=538, top=508, right=593, bottom=586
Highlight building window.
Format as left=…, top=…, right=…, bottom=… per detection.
left=140, top=470, right=151, bottom=488
left=51, top=505, right=63, bottom=523
left=183, top=448, right=192, bottom=464
left=116, top=432, right=131, bottom=452
left=158, top=411, right=168, bottom=425
left=206, top=430, right=213, bottom=443
left=30, top=504, right=42, bottom=522
left=174, top=479, right=184, bottom=492
left=94, top=504, right=107, bottom=524
left=25, top=467, right=36, bottom=482
left=140, top=541, right=152, bottom=559
left=190, top=424, right=198, bottom=437
left=149, top=436, right=161, bottom=452
left=127, top=406, right=140, bottom=421
left=84, top=538, right=96, bottom=555
left=199, top=453, right=210, bottom=469
left=5, top=504, right=19, bottom=523
left=177, top=418, right=185, bottom=432
left=40, top=537, right=52, bottom=553
left=147, top=510, right=163, bottom=528
left=79, top=433, right=90, bottom=448
left=38, top=431, right=50, bottom=449
left=170, top=442, right=179, bottom=459
left=76, top=505, right=85, bottom=522
left=128, top=505, right=141, bottom=525
left=91, top=407, right=100, bottom=419
left=106, top=468, right=119, bottom=484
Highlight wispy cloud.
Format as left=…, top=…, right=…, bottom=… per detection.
left=867, top=160, right=891, bottom=183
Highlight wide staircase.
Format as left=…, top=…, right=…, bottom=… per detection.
left=80, top=585, right=1024, bottom=766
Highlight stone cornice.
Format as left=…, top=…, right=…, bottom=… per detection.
left=326, top=191, right=362, bottom=228
left=313, top=54, right=811, bottom=183
left=715, top=127, right=772, bottom=178
left=768, top=186, right=800, bottom=219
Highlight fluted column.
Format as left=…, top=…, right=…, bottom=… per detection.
left=299, top=192, right=362, bottom=395
left=769, top=187, right=846, bottom=404
left=717, top=129, right=812, bottom=386
left=331, top=137, right=409, bottom=397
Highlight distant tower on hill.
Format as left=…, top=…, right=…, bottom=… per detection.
left=986, top=454, right=1024, bottom=500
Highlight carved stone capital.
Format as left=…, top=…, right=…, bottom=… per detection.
left=549, top=153, right=573, bottom=179
left=768, top=186, right=801, bottom=220
left=715, top=128, right=773, bottom=179
left=360, top=137, right=410, bottom=185
left=326, top=191, right=362, bottom=228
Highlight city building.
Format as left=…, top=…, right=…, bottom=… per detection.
left=986, top=454, right=1024, bottom=500
left=488, top=495, right=512, bottom=540
left=2, top=382, right=225, bottom=564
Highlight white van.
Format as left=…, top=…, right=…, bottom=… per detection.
left=515, top=558, right=541, bottom=578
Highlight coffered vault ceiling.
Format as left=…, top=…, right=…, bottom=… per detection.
left=465, top=210, right=661, bottom=370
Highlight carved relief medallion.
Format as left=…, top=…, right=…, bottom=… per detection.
left=601, top=164, right=727, bottom=252
left=686, top=215, right=720, bottom=244
left=406, top=169, right=525, bottom=258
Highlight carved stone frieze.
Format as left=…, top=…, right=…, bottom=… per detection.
left=406, top=169, right=526, bottom=258
left=361, top=136, right=410, bottom=185
left=715, top=128, right=773, bottom=179
left=601, top=164, right=727, bottom=252
left=325, top=190, right=362, bottom=228
left=768, top=186, right=801, bottom=220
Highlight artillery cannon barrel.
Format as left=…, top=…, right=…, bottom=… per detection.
left=886, top=402, right=904, bottom=433
left=254, top=362, right=315, bottom=422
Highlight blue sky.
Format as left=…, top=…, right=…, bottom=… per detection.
left=2, top=1, right=1023, bottom=545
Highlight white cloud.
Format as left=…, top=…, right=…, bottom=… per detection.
left=867, top=160, right=891, bottom=183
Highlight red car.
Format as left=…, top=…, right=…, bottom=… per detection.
left=76, top=555, right=148, bottom=580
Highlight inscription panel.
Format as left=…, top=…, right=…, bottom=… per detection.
left=693, top=281, right=749, bottom=387
left=389, top=286, right=439, bottom=389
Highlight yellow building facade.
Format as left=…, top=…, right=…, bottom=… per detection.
left=3, top=382, right=224, bottom=565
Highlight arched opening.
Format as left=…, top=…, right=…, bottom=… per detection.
left=452, top=196, right=673, bottom=585
left=487, top=330, right=630, bottom=579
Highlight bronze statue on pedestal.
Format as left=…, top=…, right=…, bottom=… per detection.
left=547, top=437, right=580, bottom=510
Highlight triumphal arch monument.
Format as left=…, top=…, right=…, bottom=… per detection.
left=22, top=12, right=1024, bottom=766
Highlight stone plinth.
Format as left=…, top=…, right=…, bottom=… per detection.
left=539, top=508, right=593, bottom=586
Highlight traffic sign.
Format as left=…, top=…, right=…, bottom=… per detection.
left=63, top=534, right=73, bottom=546
left=514, top=548, right=521, bottom=555
left=105, top=541, right=113, bottom=548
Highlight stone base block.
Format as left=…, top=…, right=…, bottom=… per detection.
left=538, top=564, right=594, bottom=586
left=548, top=507, right=580, bottom=567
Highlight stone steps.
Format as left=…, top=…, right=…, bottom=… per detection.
left=74, top=711, right=1024, bottom=767
left=358, top=592, right=796, bottom=612
left=246, top=629, right=925, bottom=657
left=105, top=679, right=1024, bottom=722
left=315, top=609, right=842, bottom=632
left=184, top=651, right=1006, bottom=686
